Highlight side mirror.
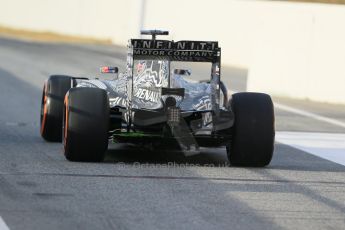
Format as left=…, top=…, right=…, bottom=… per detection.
left=100, top=66, right=119, bottom=74
left=174, top=69, right=191, bottom=76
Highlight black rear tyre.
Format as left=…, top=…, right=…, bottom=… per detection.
left=227, top=92, right=275, bottom=167
left=63, top=87, right=109, bottom=162
left=40, top=75, right=74, bottom=142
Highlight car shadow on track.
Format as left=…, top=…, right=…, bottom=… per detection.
left=105, top=143, right=345, bottom=172
left=270, top=143, right=345, bottom=172
left=104, top=143, right=229, bottom=166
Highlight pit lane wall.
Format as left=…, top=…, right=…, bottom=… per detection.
left=1, top=0, right=345, bottom=104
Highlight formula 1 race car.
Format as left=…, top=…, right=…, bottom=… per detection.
left=40, top=30, right=275, bottom=166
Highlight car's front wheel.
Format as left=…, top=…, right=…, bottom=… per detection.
left=40, top=75, right=74, bottom=142
left=227, top=92, right=275, bottom=167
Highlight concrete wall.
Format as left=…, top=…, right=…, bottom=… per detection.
left=0, top=0, right=142, bottom=44
left=0, top=0, right=344, bottom=104
left=246, top=1, right=345, bottom=104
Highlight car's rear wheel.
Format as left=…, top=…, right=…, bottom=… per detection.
left=227, top=92, right=275, bottom=167
left=40, top=75, right=74, bottom=142
left=63, top=87, right=109, bottom=162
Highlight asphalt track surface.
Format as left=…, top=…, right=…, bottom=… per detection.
left=0, top=37, right=344, bottom=230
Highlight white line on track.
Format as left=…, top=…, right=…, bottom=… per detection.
left=275, top=102, right=345, bottom=129
left=0, top=217, right=10, bottom=230
left=276, top=131, right=345, bottom=166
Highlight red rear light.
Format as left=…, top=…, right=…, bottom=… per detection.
left=100, top=66, right=118, bottom=73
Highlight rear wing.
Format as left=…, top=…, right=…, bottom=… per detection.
left=130, top=39, right=220, bottom=62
